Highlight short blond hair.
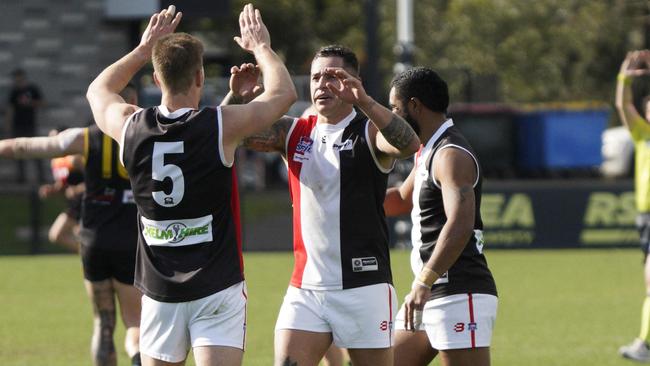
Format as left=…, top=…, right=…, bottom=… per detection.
left=152, top=33, right=204, bottom=94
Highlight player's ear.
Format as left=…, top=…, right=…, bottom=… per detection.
left=409, top=97, right=421, bottom=113
left=195, top=67, right=204, bottom=88
left=152, top=72, right=161, bottom=88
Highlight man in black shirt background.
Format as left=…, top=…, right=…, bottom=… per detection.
left=6, top=68, right=44, bottom=183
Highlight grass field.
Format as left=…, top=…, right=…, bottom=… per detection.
left=0, top=248, right=646, bottom=365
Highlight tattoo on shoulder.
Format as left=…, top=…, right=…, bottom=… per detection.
left=282, top=357, right=298, bottom=366
left=242, top=117, right=293, bottom=153
left=380, top=114, right=417, bottom=150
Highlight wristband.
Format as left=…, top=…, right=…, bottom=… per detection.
left=412, top=279, right=430, bottom=290
left=417, top=267, right=440, bottom=288
left=618, top=73, right=633, bottom=86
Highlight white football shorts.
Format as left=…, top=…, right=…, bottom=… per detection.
left=275, top=283, right=397, bottom=348
left=395, top=293, right=497, bottom=350
left=140, top=281, right=247, bottom=363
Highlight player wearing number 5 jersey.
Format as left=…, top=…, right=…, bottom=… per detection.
left=86, top=4, right=296, bottom=366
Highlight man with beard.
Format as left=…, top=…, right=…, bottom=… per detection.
left=383, top=67, right=498, bottom=366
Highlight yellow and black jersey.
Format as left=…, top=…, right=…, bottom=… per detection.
left=78, top=125, right=137, bottom=250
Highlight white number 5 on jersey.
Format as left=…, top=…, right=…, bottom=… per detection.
left=152, top=141, right=185, bottom=207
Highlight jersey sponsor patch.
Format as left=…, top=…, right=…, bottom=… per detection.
left=333, top=137, right=357, bottom=152
left=293, top=136, right=314, bottom=163
left=296, top=136, right=314, bottom=154
left=352, top=257, right=378, bottom=272
left=141, top=214, right=213, bottom=247
left=122, top=189, right=135, bottom=204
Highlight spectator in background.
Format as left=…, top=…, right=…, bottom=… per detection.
left=616, top=50, right=650, bottom=363
left=6, top=68, right=45, bottom=183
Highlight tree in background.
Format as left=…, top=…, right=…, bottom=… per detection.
left=188, top=0, right=648, bottom=106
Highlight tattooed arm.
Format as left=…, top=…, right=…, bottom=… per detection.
left=402, top=147, right=477, bottom=330
left=241, top=116, right=294, bottom=155
left=361, top=98, right=420, bottom=159
left=322, top=67, right=419, bottom=167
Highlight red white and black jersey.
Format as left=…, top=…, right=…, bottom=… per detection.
left=120, top=106, right=243, bottom=303
left=410, top=119, right=497, bottom=300
left=80, top=125, right=137, bottom=250
left=286, top=110, right=393, bottom=290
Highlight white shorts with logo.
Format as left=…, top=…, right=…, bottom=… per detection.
left=140, top=281, right=247, bottom=363
left=275, top=283, right=397, bottom=348
left=396, top=293, right=497, bottom=350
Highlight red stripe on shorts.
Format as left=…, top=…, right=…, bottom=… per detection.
left=388, top=284, right=393, bottom=345
left=242, top=286, right=248, bottom=350
left=468, top=293, right=476, bottom=348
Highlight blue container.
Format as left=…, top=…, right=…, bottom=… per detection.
left=516, top=109, right=609, bottom=169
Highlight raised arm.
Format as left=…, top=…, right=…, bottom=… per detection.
left=220, top=4, right=297, bottom=160
left=384, top=165, right=415, bottom=217
left=402, top=148, right=477, bottom=330
left=86, top=6, right=181, bottom=141
left=616, top=50, right=650, bottom=131
left=219, top=60, right=292, bottom=154
left=220, top=63, right=264, bottom=106
left=0, top=128, right=85, bottom=159
left=323, top=68, right=420, bottom=164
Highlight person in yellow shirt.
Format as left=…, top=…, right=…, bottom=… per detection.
left=617, top=50, right=650, bottom=362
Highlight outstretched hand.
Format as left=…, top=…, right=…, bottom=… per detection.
left=621, top=50, right=650, bottom=77
left=323, top=67, right=369, bottom=105
left=230, top=63, right=263, bottom=103
left=139, top=5, right=182, bottom=51
left=234, top=4, right=271, bottom=53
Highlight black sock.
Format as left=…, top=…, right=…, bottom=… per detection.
left=131, top=352, right=142, bottom=366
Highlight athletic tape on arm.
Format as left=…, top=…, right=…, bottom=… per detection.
left=13, top=128, right=84, bottom=158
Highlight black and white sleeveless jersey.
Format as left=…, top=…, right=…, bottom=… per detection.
left=79, top=125, right=137, bottom=250
left=121, top=105, right=243, bottom=303
left=411, top=119, right=497, bottom=300
left=286, top=110, right=393, bottom=290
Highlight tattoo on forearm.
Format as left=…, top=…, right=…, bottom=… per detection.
left=282, top=357, right=298, bottom=366
left=380, top=115, right=417, bottom=150
left=242, top=117, right=292, bottom=152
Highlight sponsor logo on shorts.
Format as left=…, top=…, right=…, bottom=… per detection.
left=141, top=214, right=212, bottom=247
left=454, top=322, right=477, bottom=332
left=352, top=257, right=378, bottom=272
left=380, top=320, right=392, bottom=331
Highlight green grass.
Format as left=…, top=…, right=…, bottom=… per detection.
left=0, top=249, right=646, bottom=365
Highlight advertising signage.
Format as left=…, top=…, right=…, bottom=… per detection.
left=481, top=180, right=637, bottom=248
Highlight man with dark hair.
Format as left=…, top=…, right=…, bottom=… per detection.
left=384, top=67, right=498, bottom=366
left=86, top=4, right=296, bottom=365
left=616, top=50, right=650, bottom=362
left=0, top=84, right=143, bottom=366
left=6, top=68, right=44, bottom=182
left=241, top=44, right=420, bottom=366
